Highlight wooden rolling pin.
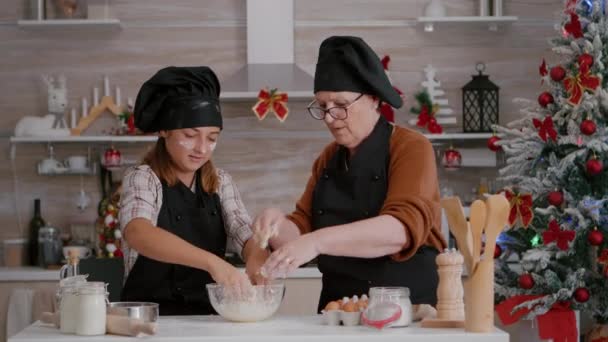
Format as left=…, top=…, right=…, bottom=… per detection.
left=41, top=312, right=157, bottom=336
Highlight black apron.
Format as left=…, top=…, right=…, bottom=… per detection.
left=312, top=116, right=439, bottom=312
left=121, top=170, right=226, bottom=315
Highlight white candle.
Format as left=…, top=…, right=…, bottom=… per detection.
left=127, top=97, right=134, bottom=109
left=104, top=76, right=110, bottom=97
left=82, top=98, right=88, bottom=117
left=93, top=88, right=99, bottom=105
left=115, top=86, right=121, bottom=106
left=37, top=0, right=43, bottom=20
left=71, top=108, right=77, bottom=129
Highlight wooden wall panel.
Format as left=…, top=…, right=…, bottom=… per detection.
left=0, top=0, right=562, bottom=243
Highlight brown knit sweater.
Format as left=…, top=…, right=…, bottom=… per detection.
left=287, top=125, right=447, bottom=261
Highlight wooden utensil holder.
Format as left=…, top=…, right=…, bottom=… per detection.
left=464, top=259, right=495, bottom=332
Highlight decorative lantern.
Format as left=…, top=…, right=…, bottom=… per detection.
left=442, top=146, right=462, bottom=171
left=462, top=62, right=500, bottom=133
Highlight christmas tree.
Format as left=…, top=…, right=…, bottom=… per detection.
left=493, top=0, right=608, bottom=327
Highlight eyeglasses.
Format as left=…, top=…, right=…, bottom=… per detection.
left=307, top=94, right=364, bottom=120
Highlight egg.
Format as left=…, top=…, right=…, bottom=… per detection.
left=356, top=299, right=368, bottom=310
left=324, top=301, right=341, bottom=311
left=351, top=295, right=359, bottom=303
left=342, top=301, right=358, bottom=312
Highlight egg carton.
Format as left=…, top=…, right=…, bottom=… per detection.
left=321, top=310, right=362, bottom=326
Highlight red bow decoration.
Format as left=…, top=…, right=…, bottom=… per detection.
left=496, top=295, right=578, bottom=342
left=252, top=88, right=289, bottom=122
left=543, top=219, right=575, bottom=250
left=379, top=55, right=405, bottom=123
left=563, top=64, right=601, bottom=105
left=565, top=13, right=583, bottom=38
left=532, top=116, right=558, bottom=142
left=505, top=190, right=534, bottom=228
left=416, top=105, right=443, bottom=134
left=539, top=58, right=548, bottom=85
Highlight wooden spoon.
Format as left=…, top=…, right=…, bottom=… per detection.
left=481, top=194, right=511, bottom=262
left=441, top=197, right=475, bottom=274
left=469, top=200, right=487, bottom=268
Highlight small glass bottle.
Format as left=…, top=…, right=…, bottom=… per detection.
left=60, top=250, right=80, bottom=279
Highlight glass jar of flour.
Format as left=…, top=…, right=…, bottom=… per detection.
left=61, top=282, right=108, bottom=336
left=367, top=287, right=412, bottom=327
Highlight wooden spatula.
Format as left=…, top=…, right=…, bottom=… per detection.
left=441, top=197, right=475, bottom=274
left=481, top=194, right=511, bottom=262
left=469, top=200, right=487, bottom=268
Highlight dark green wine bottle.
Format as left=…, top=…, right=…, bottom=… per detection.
left=28, top=199, right=46, bottom=266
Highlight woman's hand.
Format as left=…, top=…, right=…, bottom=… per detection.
left=209, top=258, right=253, bottom=295
left=252, top=207, right=287, bottom=248
left=260, top=233, right=320, bottom=279
left=243, top=239, right=271, bottom=285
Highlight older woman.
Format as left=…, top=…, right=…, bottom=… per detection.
left=253, top=36, right=446, bottom=312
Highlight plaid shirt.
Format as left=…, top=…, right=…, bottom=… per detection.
left=119, top=165, right=253, bottom=278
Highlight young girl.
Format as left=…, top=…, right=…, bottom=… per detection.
left=119, top=66, right=268, bottom=315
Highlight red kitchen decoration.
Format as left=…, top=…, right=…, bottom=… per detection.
left=104, top=147, right=121, bottom=167
left=252, top=88, right=289, bottom=122
left=442, top=146, right=462, bottom=171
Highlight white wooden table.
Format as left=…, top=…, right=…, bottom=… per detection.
left=9, top=315, right=509, bottom=342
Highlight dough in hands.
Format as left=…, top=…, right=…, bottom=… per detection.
left=255, top=224, right=277, bottom=249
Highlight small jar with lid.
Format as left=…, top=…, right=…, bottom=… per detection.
left=74, top=282, right=108, bottom=336
left=59, top=284, right=81, bottom=334
left=368, top=287, right=412, bottom=327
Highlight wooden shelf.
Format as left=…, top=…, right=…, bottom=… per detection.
left=10, top=135, right=157, bottom=143
left=417, top=16, right=518, bottom=32
left=17, top=19, right=121, bottom=30
left=424, top=133, right=494, bottom=141
left=9, top=135, right=157, bottom=160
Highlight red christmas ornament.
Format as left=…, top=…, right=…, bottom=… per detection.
left=578, top=53, right=594, bottom=68
left=442, top=147, right=462, bottom=171
left=518, top=273, right=535, bottom=289
left=588, top=228, right=604, bottom=246
left=104, top=147, right=121, bottom=167
left=574, top=287, right=590, bottom=303
left=550, top=66, right=567, bottom=82
left=580, top=119, right=597, bottom=135
left=538, top=92, right=554, bottom=108
left=586, top=158, right=603, bottom=176
left=548, top=190, right=564, bottom=207
left=494, top=243, right=502, bottom=259
left=487, top=135, right=501, bottom=152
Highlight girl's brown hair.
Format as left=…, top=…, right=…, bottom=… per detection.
left=143, top=137, right=219, bottom=193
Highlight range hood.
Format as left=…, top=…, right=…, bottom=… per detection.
left=220, top=0, right=314, bottom=101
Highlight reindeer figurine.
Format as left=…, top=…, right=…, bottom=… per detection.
left=42, top=75, right=68, bottom=129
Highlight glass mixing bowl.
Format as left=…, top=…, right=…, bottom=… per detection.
left=206, top=283, right=285, bottom=322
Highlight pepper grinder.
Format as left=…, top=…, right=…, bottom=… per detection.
left=421, top=248, right=465, bottom=328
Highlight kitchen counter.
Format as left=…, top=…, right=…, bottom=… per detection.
left=0, top=266, right=322, bottom=282
left=9, top=315, right=509, bottom=342
left=0, top=267, right=59, bottom=282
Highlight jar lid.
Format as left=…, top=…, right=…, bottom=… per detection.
left=369, top=287, right=410, bottom=298
left=77, top=282, right=107, bottom=295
